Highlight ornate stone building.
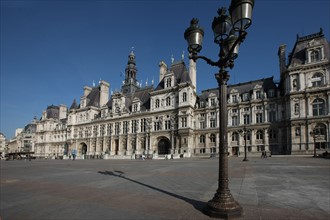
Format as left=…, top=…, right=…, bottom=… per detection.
left=32, top=30, right=329, bottom=159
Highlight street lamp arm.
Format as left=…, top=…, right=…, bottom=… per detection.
left=189, top=54, right=219, bottom=66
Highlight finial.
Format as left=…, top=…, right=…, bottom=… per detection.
left=171, top=54, right=174, bottom=64
left=93, top=80, right=95, bottom=87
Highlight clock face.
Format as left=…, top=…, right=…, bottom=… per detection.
left=115, top=107, right=120, bottom=113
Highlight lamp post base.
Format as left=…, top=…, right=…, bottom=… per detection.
left=242, top=158, right=249, bottom=161
left=203, top=191, right=242, bottom=219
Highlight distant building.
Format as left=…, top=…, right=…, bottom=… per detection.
left=29, top=30, right=329, bottom=159
left=0, top=133, right=7, bottom=157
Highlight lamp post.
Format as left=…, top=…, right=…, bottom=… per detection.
left=184, top=0, right=254, bottom=218
left=240, top=127, right=249, bottom=162
left=310, top=129, right=319, bottom=158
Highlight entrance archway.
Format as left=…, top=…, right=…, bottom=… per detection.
left=158, top=137, right=171, bottom=155
left=80, top=143, right=87, bottom=155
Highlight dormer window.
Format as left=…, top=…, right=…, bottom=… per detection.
left=166, top=77, right=172, bottom=88
left=155, top=99, right=160, bottom=108
left=268, top=89, right=275, bottom=98
left=310, top=49, right=320, bottom=62
left=182, top=92, right=187, bottom=102
left=307, top=46, right=324, bottom=64
left=256, top=91, right=262, bottom=99
left=242, top=93, right=249, bottom=101
left=232, top=95, right=237, bottom=103
left=133, top=104, right=138, bottom=112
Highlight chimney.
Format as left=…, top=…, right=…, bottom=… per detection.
left=99, top=80, right=110, bottom=107
left=278, top=44, right=286, bottom=74
left=59, top=104, right=67, bottom=120
left=159, top=61, right=167, bottom=82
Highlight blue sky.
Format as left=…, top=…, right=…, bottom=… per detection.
left=1, top=0, right=329, bottom=139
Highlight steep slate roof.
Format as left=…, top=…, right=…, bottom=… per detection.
left=155, top=61, right=191, bottom=91
left=86, top=86, right=100, bottom=107
left=46, top=105, right=59, bottom=119
left=287, top=29, right=330, bottom=67
left=124, top=86, right=153, bottom=111
left=198, top=77, right=277, bottom=103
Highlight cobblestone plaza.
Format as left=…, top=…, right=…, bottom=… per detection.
left=1, top=156, right=329, bottom=220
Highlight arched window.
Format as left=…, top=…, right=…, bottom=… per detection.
left=256, top=130, right=263, bottom=140
left=200, top=135, right=205, bottom=143
left=183, top=92, right=187, bottom=102
left=210, top=134, right=216, bottom=143
left=155, top=99, right=160, bottom=108
left=312, top=98, right=325, bottom=116
left=312, top=72, right=323, bottom=87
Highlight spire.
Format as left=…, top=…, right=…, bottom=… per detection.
left=69, top=99, right=78, bottom=110
left=121, top=50, right=140, bottom=94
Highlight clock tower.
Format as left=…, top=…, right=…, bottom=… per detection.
left=122, top=50, right=140, bottom=94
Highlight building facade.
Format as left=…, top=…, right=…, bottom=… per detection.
left=31, top=30, right=329, bottom=159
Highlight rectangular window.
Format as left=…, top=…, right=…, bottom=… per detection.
left=211, top=98, right=215, bottom=106
left=154, top=122, right=160, bottom=131
left=165, top=120, right=171, bottom=130
left=256, top=91, right=262, bottom=99
left=210, top=119, right=216, bottom=128
left=269, top=111, right=276, bottom=122
left=256, top=113, right=263, bottom=123
left=182, top=117, right=187, bottom=127
left=232, top=116, right=238, bottom=126
left=200, top=121, right=205, bottom=129
left=244, top=115, right=250, bottom=125
left=232, top=95, right=237, bottom=103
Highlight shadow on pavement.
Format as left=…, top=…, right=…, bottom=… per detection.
left=98, top=170, right=206, bottom=213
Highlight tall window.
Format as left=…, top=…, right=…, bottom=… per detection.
left=155, top=99, right=160, bottom=108
left=315, top=123, right=326, bottom=135
left=312, top=73, right=323, bottom=87
left=166, top=97, right=171, bottom=106
left=133, top=104, right=138, bottom=112
left=312, top=98, right=325, bottom=116
left=269, top=111, right=276, bottom=122
left=182, top=92, right=187, bottom=102
left=232, top=95, right=237, bottom=103
left=166, top=78, right=172, bottom=88
left=210, top=119, right=216, bottom=128
left=200, top=135, right=205, bottom=143
left=244, top=115, right=250, bottom=124
left=131, top=120, right=137, bottom=133
left=256, top=130, right=263, bottom=140
left=154, top=121, right=160, bottom=131
left=232, top=116, right=238, bottom=126
left=256, top=113, right=263, bottom=123
left=210, top=98, right=216, bottom=106
left=200, top=121, right=205, bottom=129
left=310, top=49, right=320, bottom=62
left=269, top=129, right=277, bottom=139
left=165, top=120, right=171, bottom=130
left=294, top=103, right=299, bottom=114
left=210, top=134, right=216, bottom=143
left=256, top=91, right=262, bottom=99
left=182, top=117, right=187, bottom=127
left=232, top=132, right=239, bottom=141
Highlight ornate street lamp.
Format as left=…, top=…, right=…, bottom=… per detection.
left=184, top=0, right=254, bottom=218
left=310, top=129, right=319, bottom=158
left=240, top=127, right=249, bottom=161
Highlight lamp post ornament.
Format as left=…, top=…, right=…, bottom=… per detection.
left=184, top=0, right=254, bottom=218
